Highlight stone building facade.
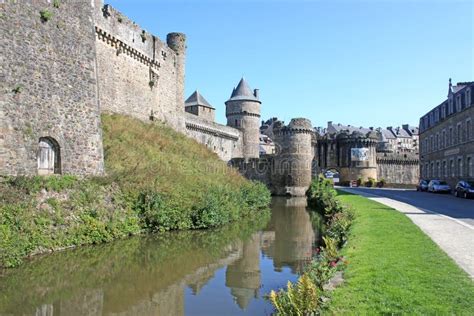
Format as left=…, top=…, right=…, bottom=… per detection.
left=419, top=79, right=474, bottom=188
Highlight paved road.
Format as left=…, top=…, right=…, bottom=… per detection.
left=339, top=187, right=474, bottom=278
left=337, top=187, right=474, bottom=226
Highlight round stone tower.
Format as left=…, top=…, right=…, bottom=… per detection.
left=271, top=118, right=314, bottom=196
left=166, top=32, right=187, bottom=127
left=338, top=130, right=378, bottom=183
left=225, top=78, right=261, bottom=160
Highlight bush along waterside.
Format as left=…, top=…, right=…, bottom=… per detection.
left=268, top=175, right=353, bottom=315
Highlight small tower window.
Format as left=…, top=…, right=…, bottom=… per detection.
left=37, top=137, right=61, bottom=175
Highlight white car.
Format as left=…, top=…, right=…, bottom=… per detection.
left=428, top=180, right=451, bottom=193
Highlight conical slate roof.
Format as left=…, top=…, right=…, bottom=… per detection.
left=185, top=90, right=215, bottom=109
left=226, top=78, right=260, bottom=103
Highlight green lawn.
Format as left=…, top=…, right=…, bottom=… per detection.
left=328, top=191, right=474, bottom=315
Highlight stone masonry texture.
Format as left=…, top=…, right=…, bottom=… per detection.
left=0, top=0, right=104, bottom=176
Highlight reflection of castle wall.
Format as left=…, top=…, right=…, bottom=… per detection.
left=265, top=197, right=315, bottom=273
left=59, top=290, right=104, bottom=316
left=35, top=304, right=54, bottom=316
left=107, top=284, right=184, bottom=316
left=225, top=234, right=261, bottom=309
left=186, top=243, right=243, bottom=295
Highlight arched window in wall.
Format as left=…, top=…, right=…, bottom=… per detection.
left=37, top=137, right=61, bottom=175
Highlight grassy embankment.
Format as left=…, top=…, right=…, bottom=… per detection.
left=329, top=191, right=474, bottom=314
left=0, top=114, right=270, bottom=268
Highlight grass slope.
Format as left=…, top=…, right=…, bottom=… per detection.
left=328, top=191, right=474, bottom=314
left=0, top=114, right=270, bottom=268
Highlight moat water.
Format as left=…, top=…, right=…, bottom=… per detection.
left=0, top=197, right=323, bottom=316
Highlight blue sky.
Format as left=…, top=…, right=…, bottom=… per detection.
left=106, top=0, right=473, bottom=129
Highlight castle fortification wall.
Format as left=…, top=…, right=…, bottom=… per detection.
left=377, top=154, right=419, bottom=185
left=94, top=4, right=185, bottom=132
left=0, top=1, right=104, bottom=176
left=272, top=119, right=314, bottom=196
left=184, top=113, right=243, bottom=161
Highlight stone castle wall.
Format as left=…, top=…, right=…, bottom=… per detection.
left=377, top=154, right=419, bottom=185
left=184, top=113, right=243, bottom=161
left=0, top=0, right=104, bottom=176
left=94, top=4, right=185, bottom=132
left=272, top=119, right=314, bottom=196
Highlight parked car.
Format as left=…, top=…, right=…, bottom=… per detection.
left=428, top=180, right=451, bottom=193
left=416, top=179, right=429, bottom=192
left=454, top=181, right=474, bottom=199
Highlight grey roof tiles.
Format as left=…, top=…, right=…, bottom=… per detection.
left=226, top=78, right=260, bottom=102
left=185, top=90, right=215, bottom=109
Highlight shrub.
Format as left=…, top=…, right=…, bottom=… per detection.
left=365, top=177, right=376, bottom=187
left=356, top=177, right=363, bottom=187
left=377, top=178, right=386, bottom=188
left=40, top=9, right=53, bottom=22
left=240, top=181, right=271, bottom=213
left=269, top=274, right=320, bottom=316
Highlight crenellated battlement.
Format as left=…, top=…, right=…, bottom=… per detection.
left=95, top=26, right=161, bottom=71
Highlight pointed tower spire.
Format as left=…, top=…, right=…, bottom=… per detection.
left=227, top=78, right=260, bottom=102
left=448, top=78, right=453, bottom=97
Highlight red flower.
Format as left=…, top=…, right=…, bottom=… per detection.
left=330, top=261, right=337, bottom=267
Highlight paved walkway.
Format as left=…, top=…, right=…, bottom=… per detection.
left=339, top=187, right=474, bottom=279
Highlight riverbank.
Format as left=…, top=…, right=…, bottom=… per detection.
left=328, top=191, right=474, bottom=314
left=0, top=114, right=270, bottom=268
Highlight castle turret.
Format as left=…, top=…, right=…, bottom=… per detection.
left=225, top=78, right=261, bottom=160
left=185, top=90, right=215, bottom=121
left=272, top=118, right=314, bottom=196
left=167, top=32, right=187, bottom=118
left=337, top=130, right=378, bottom=182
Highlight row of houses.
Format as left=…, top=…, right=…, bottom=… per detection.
left=419, top=79, right=474, bottom=188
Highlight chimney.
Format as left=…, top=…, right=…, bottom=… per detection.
left=254, top=89, right=260, bottom=99
left=327, top=121, right=333, bottom=128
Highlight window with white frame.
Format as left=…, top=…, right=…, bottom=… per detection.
left=467, top=89, right=471, bottom=107
left=443, top=160, right=447, bottom=177
left=456, top=95, right=462, bottom=112
left=458, top=157, right=463, bottom=177
left=450, top=159, right=454, bottom=177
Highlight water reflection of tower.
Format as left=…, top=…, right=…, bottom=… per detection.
left=268, top=197, right=315, bottom=273
left=225, top=233, right=261, bottom=310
